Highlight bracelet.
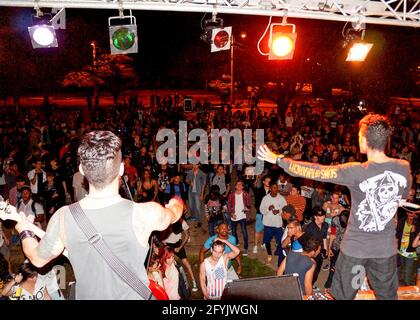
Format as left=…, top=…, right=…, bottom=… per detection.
left=19, top=230, right=36, bottom=241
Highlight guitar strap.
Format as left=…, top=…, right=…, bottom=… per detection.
left=68, top=202, right=155, bottom=300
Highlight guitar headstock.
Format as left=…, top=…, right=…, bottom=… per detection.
left=0, top=201, right=22, bottom=223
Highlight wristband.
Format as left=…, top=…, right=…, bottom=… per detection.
left=276, top=155, right=285, bottom=167
left=19, top=230, right=36, bottom=241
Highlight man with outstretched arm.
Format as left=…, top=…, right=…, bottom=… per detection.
left=258, top=114, right=412, bottom=300
left=12, top=131, right=184, bottom=300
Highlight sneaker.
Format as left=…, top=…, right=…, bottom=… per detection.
left=252, top=245, right=258, bottom=254
left=322, top=263, right=330, bottom=271
left=261, top=243, right=266, bottom=249
left=192, top=281, right=198, bottom=292
left=313, top=286, right=321, bottom=293
left=242, top=249, right=248, bottom=256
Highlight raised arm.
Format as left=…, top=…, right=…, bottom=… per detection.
left=215, top=237, right=240, bottom=260
left=133, top=198, right=183, bottom=246
left=258, top=145, right=359, bottom=187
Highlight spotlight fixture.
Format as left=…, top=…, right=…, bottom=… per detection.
left=109, top=11, right=138, bottom=55
left=28, top=12, right=58, bottom=48
left=268, top=23, right=297, bottom=60
left=346, top=42, right=373, bottom=61
left=200, top=13, right=224, bottom=44
left=211, top=26, right=232, bottom=52
left=343, top=19, right=373, bottom=62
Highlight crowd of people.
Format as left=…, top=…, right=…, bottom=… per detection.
left=0, top=92, right=419, bottom=300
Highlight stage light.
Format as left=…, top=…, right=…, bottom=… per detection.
left=268, top=23, right=297, bottom=60
left=28, top=25, right=57, bottom=48
left=211, top=26, right=232, bottom=52
left=343, top=19, right=373, bottom=62
left=200, top=13, right=224, bottom=44
left=346, top=42, right=373, bottom=62
left=28, top=9, right=59, bottom=49
left=109, top=12, right=138, bottom=54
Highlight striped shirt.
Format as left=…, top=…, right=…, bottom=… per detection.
left=286, top=194, right=306, bottom=222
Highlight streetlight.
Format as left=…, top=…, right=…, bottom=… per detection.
left=91, top=41, right=98, bottom=109
left=230, top=32, right=246, bottom=105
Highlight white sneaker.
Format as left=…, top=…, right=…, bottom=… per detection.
left=252, top=245, right=258, bottom=254
left=242, top=249, right=248, bottom=256
left=192, top=281, right=198, bottom=292
left=261, top=243, right=266, bottom=249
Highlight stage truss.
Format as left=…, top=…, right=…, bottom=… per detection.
left=0, top=0, right=419, bottom=28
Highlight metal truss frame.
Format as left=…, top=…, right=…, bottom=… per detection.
left=0, top=0, right=419, bottom=27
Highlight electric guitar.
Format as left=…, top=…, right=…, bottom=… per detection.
left=0, top=201, right=69, bottom=258
left=0, top=201, right=167, bottom=300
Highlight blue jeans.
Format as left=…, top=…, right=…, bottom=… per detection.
left=208, top=220, right=223, bottom=237
left=224, top=212, right=232, bottom=228
left=231, top=219, right=248, bottom=250
left=263, top=226, right=284, bottom=266
left=188, top=192, right=202, bottom=223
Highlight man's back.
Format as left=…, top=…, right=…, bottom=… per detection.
left=340, top=159, right=411, bottom=258
left=63, top=199, right=149, bottom=300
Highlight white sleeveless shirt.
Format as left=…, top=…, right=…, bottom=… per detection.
left=204, top=255, right=228, bottom=300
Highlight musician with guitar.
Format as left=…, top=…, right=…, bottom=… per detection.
left=0, top=131, right=183, bottom=300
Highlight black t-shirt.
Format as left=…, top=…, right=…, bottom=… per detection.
left=304, top=221, right=328, bottom=248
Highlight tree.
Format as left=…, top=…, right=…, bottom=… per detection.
left=62, top=54, right=139, bottom=105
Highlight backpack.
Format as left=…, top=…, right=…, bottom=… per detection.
left=175, top=263, right=191, bottom=300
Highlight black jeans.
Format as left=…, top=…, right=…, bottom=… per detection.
left=331, top=252, right=398, bottom=300
left=313, top=253, right=323, bottom=285
left=324, top=248, right=340, bottom=289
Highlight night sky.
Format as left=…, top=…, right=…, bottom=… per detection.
left=0, top=6, right=419, bottom=95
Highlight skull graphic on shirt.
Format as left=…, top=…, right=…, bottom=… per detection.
left=356, top=171, right=407, bottom=232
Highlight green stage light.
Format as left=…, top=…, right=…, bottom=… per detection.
left=108, top=13, right=138, bottom=55
left=111, top=27, right=136, bottom=50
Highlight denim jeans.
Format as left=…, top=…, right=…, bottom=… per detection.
left=208, top=220, right=223, bottom=237
left=224, top=212, right=232, bottom=228
left=325, top=248, right=340, bottom=289
left=188, top=192, right=202, bottom=223
left=231, top=218, right=248, bottom=250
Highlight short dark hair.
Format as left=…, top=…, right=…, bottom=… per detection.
left=16, top=175, right=26, bottom=183
left=359, top=114, right=391, bottom=151
left=18, top=262, right=38, bottom=282
left=269, top=180, right=278, bottom=188
left=287, top=217, right=301, bottom=227
left=262, top=175, right=271, bottom=182
left=282, top=204, right=296, bottom=215
left=301, top=235, right=321, bottom=253
left=291, top=184, right=301, bottom=193
left=313, top=206, right=326, bottom=216
left=211, top=240, right=225, bottom=251
left=20, top=186, right=31, bottom=194
left=78, top=131, right=122, bottom=190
